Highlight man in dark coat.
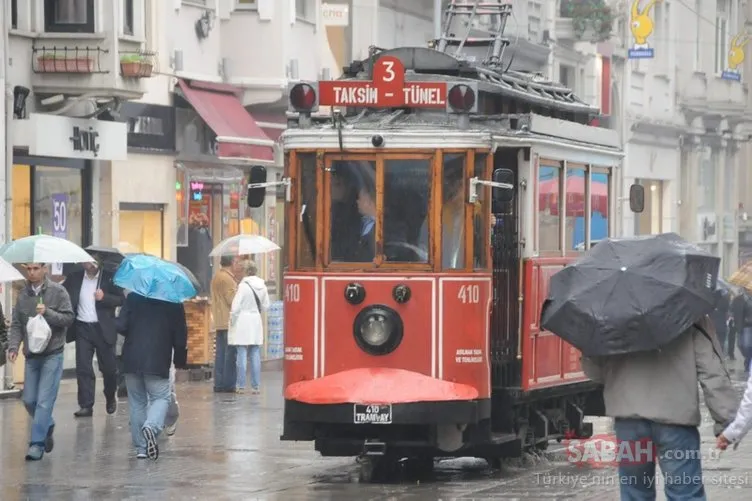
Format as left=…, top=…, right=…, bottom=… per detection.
left=64, top=261, right=123, bottom=417
left=116, top=291, right=187, bottom=461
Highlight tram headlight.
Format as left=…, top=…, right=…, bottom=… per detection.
left=353, top=305, right=403, bottom=356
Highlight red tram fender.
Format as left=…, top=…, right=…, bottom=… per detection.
left=284, top=367, right=479, bottom=405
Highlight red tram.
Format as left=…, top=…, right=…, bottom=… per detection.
left=246, top=1, right=642, bottom=482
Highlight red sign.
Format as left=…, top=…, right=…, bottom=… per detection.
left=319, top=56, right=447, bottom=108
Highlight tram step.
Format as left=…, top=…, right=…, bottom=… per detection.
left=490, top=432, right=519, bottom=445
left=362, top=440, right=387, bottom=456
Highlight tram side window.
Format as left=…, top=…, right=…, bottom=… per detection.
left=330, top=160, right=377, bottom=263
left=565, top=165, right=586, bottom=251
left=297, top=154, right=317, bottom=268
left=442, top=154, right=466, bottom=269
left=385, top=159, right=431, bottom=263
left=591, top=170, right=610, bottom=244
left=538, top=163, right=561, bottom=252
left=473, top=153, right=489, bottom=269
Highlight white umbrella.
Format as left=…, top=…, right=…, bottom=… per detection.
left=209, top=234, right=281, bottom=257
left=0, top=257, right=25, bottom=282
left=0, top=235, right=96, bottom=264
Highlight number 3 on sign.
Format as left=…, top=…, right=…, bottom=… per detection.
left=457, top=285, right=480, bottom=304
left=381, top=60, right=395, bottom=82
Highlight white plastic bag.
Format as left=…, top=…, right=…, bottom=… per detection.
left=26, top=314, right=52, bottom=354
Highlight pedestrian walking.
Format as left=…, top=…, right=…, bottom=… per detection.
left=116, top=292, right=187, bottom=460
left=5, top=263, right=74, bottom=461
left=211, top=256, right=243, bottom=392
left=228, top=261, right=270, bottom=394
left=63, top=260, right=123, bottom=417
left=582, top=316, right=738, bottom=500
left=732, top=289, right=752, bottom=372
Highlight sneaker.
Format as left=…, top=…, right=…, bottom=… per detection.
left=235, top=388, right=245, bottom=394
left=141, top=427, right=159, bottom=461
left=164, top=423, right=178, bottom=436
left=136, top=452, right=147, bottom=459
left=25, top=445, right=44, bottom=461
left=251, top=388, right=260, bottom=395
left=44, top=425, right=55, bottom=453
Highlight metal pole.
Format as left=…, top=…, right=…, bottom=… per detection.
left=433, top=0, right=443, bottom=40
left=1, top=0, right=17, bottom=395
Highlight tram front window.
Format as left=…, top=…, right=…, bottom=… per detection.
left=328, top=158, right=430, bottom=264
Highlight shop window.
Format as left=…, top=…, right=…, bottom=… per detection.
left=591, top=170, right=609, bottom=244
left=538, top=161, right=561, bottom=252
left=473, top=153, right=489, bottom=269
left=44, top=0, right=95, bottom=33
left=119, top=203, right=164, bottom=257
left=33, top=166, right=83, bottom=246
left=565, top=165, right=586, bottom=251
left=635, top=179, right=663, bottom=235
left=12, top=164, right=31, bottom=239
left=442, top=153, right=466, bottom=269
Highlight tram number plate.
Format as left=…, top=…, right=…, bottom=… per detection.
left=353, top=404, right=392, bottom=424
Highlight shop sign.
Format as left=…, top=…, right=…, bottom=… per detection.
left=51, top=193, right=68, bottom=239
left=322, top=3, right=349, bottom=26
left=628, top=0, right=657, bottom=59
left=24, top=113, right=127, bottom=161
left=722, top=32, right=747, bottom=81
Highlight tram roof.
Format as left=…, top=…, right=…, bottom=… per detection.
left=282, top=111, right=623, bottom=158
left=337, top=47, right=599, bottom=116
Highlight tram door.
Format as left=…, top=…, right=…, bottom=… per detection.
left=490, top=148, right=522, bottom=391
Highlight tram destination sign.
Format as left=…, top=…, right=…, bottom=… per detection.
left=319, top=55, right=447, bottom=108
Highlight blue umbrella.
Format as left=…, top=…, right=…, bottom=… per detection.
left=113, top=254, right=197, bottom=303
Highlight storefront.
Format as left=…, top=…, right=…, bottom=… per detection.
left=6, top=113, right=126, bottom=382
left=104, top=102, right=176, bottom=259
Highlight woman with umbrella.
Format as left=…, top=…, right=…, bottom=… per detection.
left=113, top=254, right=194, bottom=460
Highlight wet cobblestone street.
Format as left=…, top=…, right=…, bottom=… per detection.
left=1, top=360, right=752, bottom=500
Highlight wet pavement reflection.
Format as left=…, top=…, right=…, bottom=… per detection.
left=1, top=360, right=752, bottom=500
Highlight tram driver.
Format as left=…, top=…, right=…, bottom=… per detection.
left=330, top=161, right=377, bottom=263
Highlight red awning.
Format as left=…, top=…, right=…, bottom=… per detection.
left=176, top=79, right=274, bottom=162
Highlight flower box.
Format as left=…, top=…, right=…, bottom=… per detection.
left=120, top=55, right=154, bottom=78
left=37, top=56, right=93, bottom=73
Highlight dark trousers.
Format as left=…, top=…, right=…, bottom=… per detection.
left=727, top=326, right=737, bottom=359
left=75, top=321, right=117, bottom=409
left=214, top=329, right=237, bottom=391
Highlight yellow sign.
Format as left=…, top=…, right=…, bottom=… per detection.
left=628, top=0, right=661, bottom=59
left=723, top=32, right=748, bottom=81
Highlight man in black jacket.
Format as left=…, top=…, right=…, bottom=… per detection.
left=64, top=261, right=123, bottom=417
left=116, top=291, right=188, bottom=461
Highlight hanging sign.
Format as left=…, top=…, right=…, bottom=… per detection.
left=318, top=56, right=448, bottom=108
left=51, top=193, right=68, bottom=239
left=723, top=32, right=748, bottom=81
left=628, top=0, right=659, bottom=59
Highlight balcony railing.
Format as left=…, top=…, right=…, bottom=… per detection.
left=32, top=46, right=109, bottom=74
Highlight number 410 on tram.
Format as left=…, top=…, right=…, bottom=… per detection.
left=244, top=47, right=646, bottom=481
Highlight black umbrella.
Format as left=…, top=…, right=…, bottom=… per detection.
left=540, top=233, right=720, bottom=357
left=86, top=245, right=126, bottom=272
left=62, top=246, right=126, bottom=275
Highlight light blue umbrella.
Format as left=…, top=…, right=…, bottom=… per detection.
left=113, top=253, right=197, bottom=303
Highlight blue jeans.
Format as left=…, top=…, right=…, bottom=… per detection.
left=22, top=352, right=64, bottom=446
left=125, top=374, right=171, bottom=454
left=235, top=345, right=261, bottom=390
left=614, top=418, right=706, bottom=500
left=214, top=330, right=237, bottom=391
